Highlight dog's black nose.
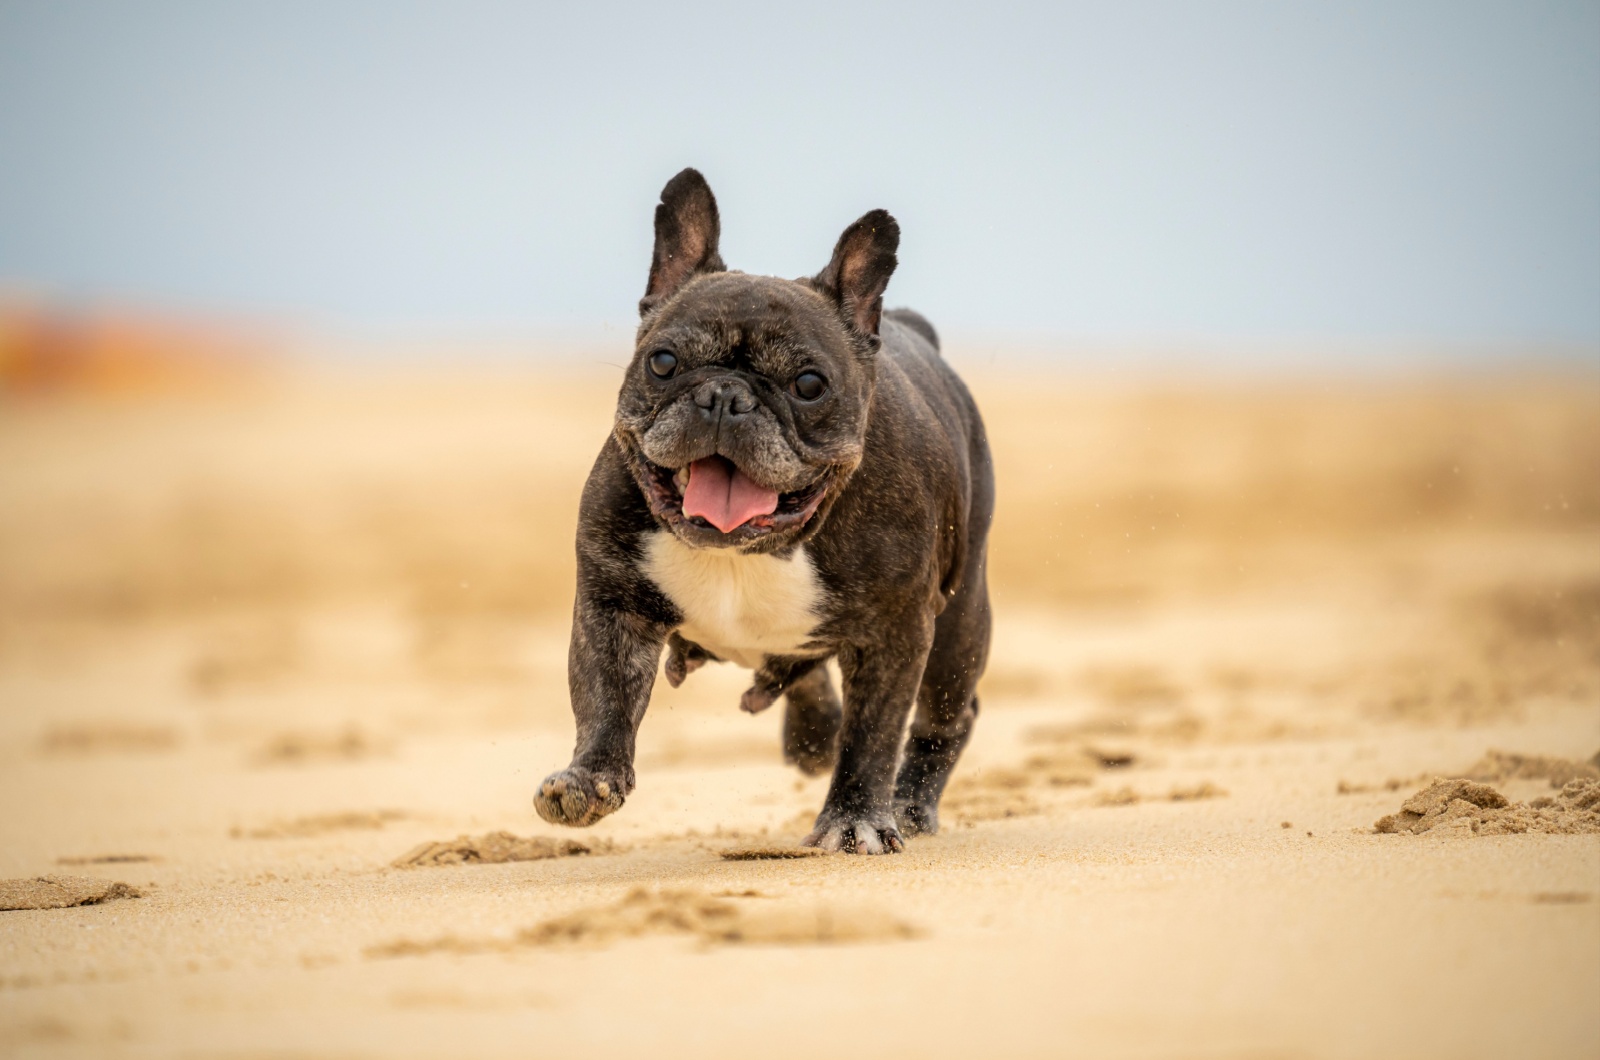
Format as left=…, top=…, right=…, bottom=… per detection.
left=692, top=378, right=757, bottom=420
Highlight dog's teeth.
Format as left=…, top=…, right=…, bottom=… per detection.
left=673, top=467, right=689, bottom=492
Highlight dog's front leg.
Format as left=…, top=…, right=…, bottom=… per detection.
left=805, top=616, right=935, bottom=854
left=534, top=603, right=665, bottom=827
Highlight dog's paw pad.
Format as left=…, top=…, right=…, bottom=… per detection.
left=533, top=767, right=624, bottom=827
left=802, top=812, right=906, bottom=855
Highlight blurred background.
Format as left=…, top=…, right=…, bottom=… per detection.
left=0, top=0, right=1596, bottom=750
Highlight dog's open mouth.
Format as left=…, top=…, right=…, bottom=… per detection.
left=636, top=454, right=831, bottom=539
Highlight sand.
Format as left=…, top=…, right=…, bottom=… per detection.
left=392, top=832, right=598, bottom=868
left=717, top=846, right=829, bottom=860
left=365, top=887, right=918, bottom=957
left=1464, top=749, right=1600, bottom=787
left=0, top=877, right=142, bottom=912
left=1, top=365, right=1597, bottom=1058
left=1375, top=777, right=1600, bottom=836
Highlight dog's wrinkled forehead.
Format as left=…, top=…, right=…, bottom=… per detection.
left=639, top=273, right=855, bottom=377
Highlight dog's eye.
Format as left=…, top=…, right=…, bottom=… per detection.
left=791, top=371, right=827, bottom=401
left=646, top=350, right=678, bottom=379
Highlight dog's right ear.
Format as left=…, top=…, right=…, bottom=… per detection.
left=640, top=168, right=726, bottom=316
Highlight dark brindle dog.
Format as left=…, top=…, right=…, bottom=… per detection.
left=534, top=169, right=993, bottom=854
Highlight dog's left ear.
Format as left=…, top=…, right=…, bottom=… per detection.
left=814, top=209, right=899, bottom=337
left=640, top=168, right=726, bottom=316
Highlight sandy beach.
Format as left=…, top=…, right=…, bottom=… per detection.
left=1, top=363, right=1596, bottom=1059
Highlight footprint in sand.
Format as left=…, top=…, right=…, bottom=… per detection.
left=250, top=726, right=393, bottom=766
left=233, top=810, right=409, bottom=839
left=366, top=888, right=919, bottom=957
left=38, top=723, right=179, bottom=756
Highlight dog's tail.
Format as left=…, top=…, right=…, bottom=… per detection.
left=884, top=308, right=940, bottom=352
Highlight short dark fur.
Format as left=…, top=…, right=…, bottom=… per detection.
left=534, top=169, right=993, bottom=854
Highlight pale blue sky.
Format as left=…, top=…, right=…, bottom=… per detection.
left=1, top=1, right=1597, bottom=349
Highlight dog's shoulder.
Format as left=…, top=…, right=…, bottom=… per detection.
left=573, top=435, right=680, bottom=622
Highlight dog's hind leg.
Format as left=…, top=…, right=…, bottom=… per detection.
left=893, top=559, right=991, bottom=837
left=781, top=664, right=842, bottom=776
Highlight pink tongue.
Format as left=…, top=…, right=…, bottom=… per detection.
left=681, top=457, right=779, bottom=533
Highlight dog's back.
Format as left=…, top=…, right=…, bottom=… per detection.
left=884, top=307, right=940, bottom=352
left=876, top=306, right=992, bottom=531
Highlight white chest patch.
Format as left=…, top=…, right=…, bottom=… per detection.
left=641, top=531, right=824, bottom=670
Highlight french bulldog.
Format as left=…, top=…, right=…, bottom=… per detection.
left=534, top=168, right=993, bottom=854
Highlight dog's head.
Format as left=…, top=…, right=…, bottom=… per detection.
left=613, top=168, right=899, bottom=552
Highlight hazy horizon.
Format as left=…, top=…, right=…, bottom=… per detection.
left=2, top=1, right=1598, bottom=356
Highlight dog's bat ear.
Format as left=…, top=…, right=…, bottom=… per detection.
left=640, top=168, right=725, bottom=316
left=814, top=209, right=899, bottom=338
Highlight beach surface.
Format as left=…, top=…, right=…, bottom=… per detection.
left=2, top=363, right=1597, bottom=1059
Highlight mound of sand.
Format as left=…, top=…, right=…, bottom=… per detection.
left=367, top=888, right=919, bottom=957
left=391, top=832, right=598, bottom=868
left=1462, top=749, right=1600, bottom=787
left=1375, top=778, right=1600, bottom=836
left=0, top=876, right=143, bottom=911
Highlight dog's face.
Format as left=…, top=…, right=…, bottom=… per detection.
left=612, top=170, right=899, bottom=552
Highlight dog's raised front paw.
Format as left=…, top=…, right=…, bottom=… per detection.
left=802, top=809, right=905, bottom=855
left=892, top=798, right=940, bottom=838
left=533, top=766, right=625, bottom=827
